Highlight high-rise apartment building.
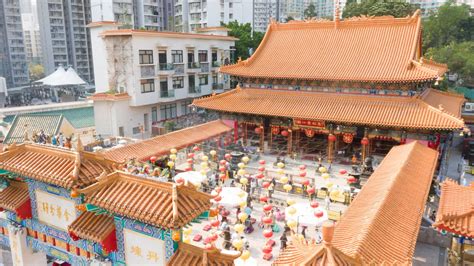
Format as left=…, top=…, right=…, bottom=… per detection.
left=175, top=0, right=253, bottom=32
left=91, top=0, right=172, bottom=31
left=37, top=0, right=94, bottom=83
left=0, top=0, right=30, bottom=87
left=253, top=0, right=285, bottom=32
left=21, top=0, right=42, bottom=64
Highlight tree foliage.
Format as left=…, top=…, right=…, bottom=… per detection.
left=222, top=21, right=265, bottom=61
left=29, top=64, right=45, bottom=81
left=342, top=0, right=418, bottom=18
left=304, top=3, right=317, bottom=19
left=286, top=16, right=295, bottom=22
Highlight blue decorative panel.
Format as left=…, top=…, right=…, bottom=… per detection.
left=114, top=216, right=176, bottom=264
left=0, top=234, right=9, bottom=248
left=27, top=236, right=88, bottom=266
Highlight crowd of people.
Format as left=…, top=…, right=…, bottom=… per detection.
left=30, top=130, right=73, bottom=149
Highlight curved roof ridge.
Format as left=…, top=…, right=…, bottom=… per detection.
left=415, top=97, right=465, bottom=124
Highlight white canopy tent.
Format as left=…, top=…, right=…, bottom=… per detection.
left=285, top=202, right=328, bottom=227
left=36, top=66, right=86, bottom=86
left=173, top=171, right=206, bottom=186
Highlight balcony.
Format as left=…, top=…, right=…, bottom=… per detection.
left=187, top=62, right=200, bottom=73
left=160, top=90, right=175, bottom=98
left=188, top=85, right=201, bottom=94
left=140, top=65, right=155, bottom=78
left=211, top=61, right=220, bottom=68
left=157, top=63, right=175, bottom=75
left=200, top=62, right=210, bottom=73
left=212, top=83, right=224, bottom=91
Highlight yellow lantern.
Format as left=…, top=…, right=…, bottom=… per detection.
left=240, top=250, right=250, bottom=261
left=237, top=169, right=246, bottom=176
left=167, top=161, right=175, bottom=168
left=241, top=156, right=250, bottom=163
left=233, top=239, right=244, bottom=250
left=287, top=206, right=296, bottom=215
left=287, top=219, right=297, bottom=229
left=234, top=224, right=245, bottom=234
left=238, top=191, right=246, bottom=198
left=172, top=230, right=181, bottom=242
left=322, top=173, right=330, bottom=180
left=239, top=177, right=248, bottom=185
left=200, top=169, right=207, bottom=175
left=286, top=199, right=296, bottom=206
left=169, top=154, right=177, bottom=161
left=238, top=212, right=248, bottom=223
left=170, top=148, right=178, bottom=154
left=330, top=190, right=339, bottom=198
left=283, top=184, right=292, bottom=192
left=277, top=169, right=285, bottom=175
left=238, top=162, right=246, bottom=169
left=183, top=236, right=190, bottom=244
left=239, top=201, right=247, bottom=208
left=326, top=182, right=334, bottom=188
left=183, top=227, right=192, bottom=235
left=201, top=155, right=209, bottom=161
left=280, top=176, right=288, bottom=184
left=210, top=150, right=217, bottom=156
left=319, top=166, right=327, bottom=173
left=277, top=162, right=285, bottom=168
left=200, top=161, right=209, bottom=169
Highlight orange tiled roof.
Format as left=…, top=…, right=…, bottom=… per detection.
left=100, top=29, right=238, bottom=41
left=192, top=88, right=464, bottom=130
left=0, top=143, right=117, bottom=189
left=79, top=172, right=212, bottom=229
left=196, top=26, right=230, bottom=32
left=221, top=11, right=446, bottom=83
left=103, top=120, right=232, bottom=162
left=420, top=88, right=466, bottom=118
left=68, top=211, right=115, bottom=243
left=168, top=242, right=239, bottom=266
left=331, top=142, right=438, bottom=264
left=433, top=180, right=474, bottom=238
left=0, top=181, right=30, bottom=212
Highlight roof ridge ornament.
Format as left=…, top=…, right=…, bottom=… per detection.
left=334, top=0, right=340, bottom=29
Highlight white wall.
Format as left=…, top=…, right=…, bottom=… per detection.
left=91, top=0, right=115, bottom=22
left=89, top=24, right=119, bottom=93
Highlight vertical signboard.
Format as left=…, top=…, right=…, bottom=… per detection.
left=35, top=190, right=77, bottom=231
left=123, top=229, right=166, bottom=266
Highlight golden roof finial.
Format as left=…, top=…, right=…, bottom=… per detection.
left=76, top=134, right=84, bottom=152
left=235, top=84, right=242, bottom=91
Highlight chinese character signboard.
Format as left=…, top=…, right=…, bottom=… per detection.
left=124, top=229, right=166, bottom=266
left=294, top=119, right=325, bottom=128
left=35, top=191, right=76, bottom=231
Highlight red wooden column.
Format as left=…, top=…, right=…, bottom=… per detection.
left=287, top=129, right=293, bottom=155
left=259, top=124, right=265, bottom=153
left=243, top=123, right=248, bottom=146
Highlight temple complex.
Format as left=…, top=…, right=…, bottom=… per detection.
left=193, top=10, right=466, bottom=162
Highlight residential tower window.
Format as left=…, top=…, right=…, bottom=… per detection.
left=160, top=103, right=177, bottom=120
left=152, top=107, right=158, bottom=123
left=198, top=50, right=208, bottom=62
left=173, top=77, right=184, bottom=89
left=172, top=50, right=183, bottom=63
left=140, top=79, right=155, bottom=93
left=181, top=100, right=192, bottom=115
left=199, top=75, right=208, bottom=85
left=139, top=50, right=153, bottom=64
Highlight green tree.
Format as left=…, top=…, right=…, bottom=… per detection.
left=29, top=64, right=45, bottom=81
left=286, top=16, right=295, bottom=22
left=221, top=21, right=265, bottom=61
left=342, top=0, right=418, bottom=18
left=304, top=3, right=317, bottom=19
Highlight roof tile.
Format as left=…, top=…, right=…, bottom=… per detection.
left=68, top=211, right=115, bottom=243
left=168, top=242, right=239, bottom=266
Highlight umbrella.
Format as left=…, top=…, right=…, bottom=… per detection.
left=285, top=202, right=328, bottom=227
left=213, top=187, right=247, bottom=208
left=173, top=171, right=206, bottom=186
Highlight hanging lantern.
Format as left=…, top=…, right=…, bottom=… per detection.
left=342, top=133, right=354, bottom=144
left=240, top=177, right=248, bottom=185
left=183, top=227, right=192, bottom=235
left=310, top=201, right=319, bottom=208
left=302, top=179, right=310, bottom=186
left=283, top=184, right=292, bottom=192
left=256, top=173, right=264, bottom=179
left=347, top=176, right=357, bottom=183
left=234, top=224, right=245, bottom=234
left=258, top=166, right=265, bottom=172
left=172, top=230, right=181, bottom=242
left=241, top=156, right=250, bottom=163
left=259, top=160, right=266, bottom=165
left=263, top=204, right=273, bottom=212
left=238, top=213, right=248, bottom=223
left=176, top=177, right=184, bottom=184
left=200, top=162, right=209, bottom=169
left=307, top=187, right=315, bottom=195
left=262, top=246, right=273, bottom=254
left=238, top=162, right=246, bottom=169
left=224, top=153, right=232, bottom=160
left=361, top=137, right=369, bottom=146
left=287, top=219, right=297, bottom=228
left=219, top=166, right=226, bottom=172
left=262, top=217, right=273, bottom=225
left=263, top=229, right=273, bottom=238
left=201, top=155, right=209, bottom=162
left=304, top=128, right=315, bottom=138
left=255, top=127, right=262, bottom=134
left=214, top=195, right=222, bottom=202
left=259, top=196, right=268, bottom=202
left=150, top=156, right=157, bottom=163
left=70, top=189, right=79, bottom=198
left=287, top=198, right=296, bottom=206
left=277, top=162, right=285, bottom=168
left=185, top=167, right=192, bottom=172
left=314, top=210, right=324, bottom=218
left=169, top=154, right=177, bottom=161
left=299, top=171, right=307, bottom=177
left=209, top=150, right=217, bottom=156
left=219, top=160, right=227, bottom=165
left=281, top=130, right=289, bottom=137
left=299, top=165, right=306, bottom=170
left=193, top=146, right=200, bottom=151
left=328, top=134, right=336, bottom=142
left=287, top=206, right=296, bottom=215
left=187, top=153, right=195, bottom=159
left=339, top=169, right=347, bottom=175
left=326, top=182, right=334, bottom=188
left=187, top=158, right=194, bottom=164
left=211, top=220, right=220, bottom=227
left=319, top=167, right=327, bottom=173
left=262, top=181, right=270, bottom=188
left=170, top=148, right=178, bottom=154
left=322, top=173, right=330, bottom=180
left=237, top=169, right=246, bottom=176
left=280, top=176, right=289, bottom=184
left=240, top=250, right=250, bottom=261
left=167, top=161, right=175, bottom=168
left=277, top=168, right=285, bottom=175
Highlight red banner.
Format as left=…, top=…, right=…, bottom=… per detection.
left=294, top=119, right=325, bottom=128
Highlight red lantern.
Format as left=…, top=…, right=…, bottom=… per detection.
left=262, top=217, right=273, bottom=225
left=150, top=156, right=157, bottom=163
left=263, top=229, right=273, bottom=238
left=314, top=211, right=324, bottom=218
left=214, top=195, right=222, bottom=202
left=339, top=169, right=347, bottom=175
left=258, top=166, right=265, bottom=172
left=211, top=220, right=220, bottom=227
left=176, top=177, right=184, bottom=184
left=219, top=160, right=227, bottom=165
left=281, top=130, right=289, bottom=137
left=193, top=146, right=200, bottom=151
left=259, top=160, right=266, bottom=165
left=271, top=126, right=280, bottom=135
left=342, top=133, right=354, bottom=144
left=361, top=137, right=369, bottom=146
left=211, top=233, right=219, bottom=241
left=259, top=196, right=268, bottom=203
left=299, top=165, right=306, bottom=170
left=347, top=176, right=357, bottom=183
left=310, top=201, right=319, bottom=208
left=187, top=158, right=194, bottom=164
left=307, top=187, right=315, bottom=195
left=328, top=134, right=336, bottom=142
left=303, top=179, right=310, bottom=186
left=224, top=153, right=231, bottom=160
left=299, top=171, right=307, bottom=177
left=219, top=166, right=226, bottom=172
left=219, top=174, right=226, bottom=180
left=187, top=153, right=195, bottom=158
left=185, top=167, right=193, bottom=171
left=262, top=246, right=273, bottom=254
left=262, top=182, right=270, bottom=188
left=263, top=204, right=273, bottom=212
left=256, top=173, right=264, bottom=179
left=255, top=127, right=262, bottom=134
